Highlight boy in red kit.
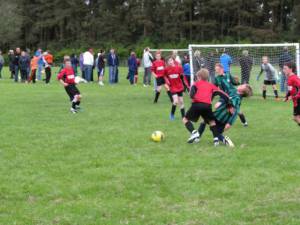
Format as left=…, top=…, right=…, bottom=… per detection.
left=57, top=60, right=82, bottom=114
left=151, top=51, right=173, bottom=103
left=283, top=62, right=300, bottom=126
left=182, top=68, right=230, bottom=146
left=164, top=57, right=187, bottom=120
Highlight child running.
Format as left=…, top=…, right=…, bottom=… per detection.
left=283, top=62, right=300, bottom=126
left=164, top=57, right=186, bottom=120
left=257, top=56, right=279, bottom=100
left=151, top=51, right=173, bottom=103
left=57, top=59, right=82, bottom=114
left=182, top=68, right=230, bottom=146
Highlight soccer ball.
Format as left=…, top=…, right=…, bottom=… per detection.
left=151, top=131, right=165, bottom=142
left=75, top=76, right=88, bottom=84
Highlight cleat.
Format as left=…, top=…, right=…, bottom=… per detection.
left=243, top=122, right=248, bottom=127
left=70, top=108, right=77, bottom=114
left=169, top=114, right=175, bottom=121
left=224, top=136, right=235, bottom=148
left=187, top=130, right=200, bottom=144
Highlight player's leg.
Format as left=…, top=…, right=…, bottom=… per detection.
left=154, top=83, right=162, bottom=103
left=183, top=104, right=200, bottom=143
left=272, top=83, right=279, bottom=99
left=178, top=94, right=185, bottom=118
left=164, top=84, right=173, bottom=103
left=170, top=94, right=178, bottom=120
left=239, top=111, right=248, bottom=127
left=262, top=83, right=267, bottom=99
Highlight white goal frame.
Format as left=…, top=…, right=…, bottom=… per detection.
left=188, top=43, right=300, bottom=85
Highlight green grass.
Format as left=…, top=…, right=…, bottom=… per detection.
left=0, top=67, right=299, bottom=225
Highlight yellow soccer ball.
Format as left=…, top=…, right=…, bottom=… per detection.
left=151, top=131, right=165, bottom=142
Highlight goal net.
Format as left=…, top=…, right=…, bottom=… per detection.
left=188, top=43, right=300, bottom=94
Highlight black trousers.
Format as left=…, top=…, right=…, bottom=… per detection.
left=45, top=67, right=51, bottom=83
left=20, top=69, right=28, bottom=82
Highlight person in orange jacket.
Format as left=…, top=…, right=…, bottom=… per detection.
left=29, top=54, right=39, bottom=83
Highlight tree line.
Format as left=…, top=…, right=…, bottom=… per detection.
left=0, top=0, right=299, bottom=53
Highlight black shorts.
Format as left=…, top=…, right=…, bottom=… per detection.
left=65, top=84, right=80, bottom=101
left=156, top=77, right=165, bottom=86
left=185, top=103, right=215, bottom=123
left=171, top=91, right=183, bottom=97
left=293, top=99, right=300, bottom=116
left=264, top=80, right=276, bottom=85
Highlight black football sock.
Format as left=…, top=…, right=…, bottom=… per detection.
left=76, top=101, right=81, bottom=106
left=210, top=125, right=224, bottom=142
left=167, top=91, right=173, bottom=103
left=274, top=90, right=279, bottom=98
left=263, top=90, right=266, bottom=99
left=72, top=101, right=77, bottom=109
left=239, top=113, right=247, bottom=124
left=171, top=104, right=176, bottom=116
left=154, top=91, right=160, bottom=103
left=198, top=123, right=206, bottom=137
left=180, top=107, right=185, bottom=118
left=185, top=121, right=195, bottom=133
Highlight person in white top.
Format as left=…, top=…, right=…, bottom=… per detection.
left=83, top=48, right=94, bottom=82
left=143, top=47, right=153, bottom=87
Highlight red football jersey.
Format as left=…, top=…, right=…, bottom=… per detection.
left=151, top=60, right=165, bottom=78
left=287, top=74, right=300, bottom=106
left=165, top=65, right=184, bottom=93
left=192, top=80, right=219, bottom=104
left=57, top=67, right=76, bottom=84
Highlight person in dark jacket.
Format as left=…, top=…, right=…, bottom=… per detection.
left=13, top=47, right=21, bottom=82
left=127, top=52, right=138, bottom=85
left=0, top=51, right=4, bottom=79
left=97, top=50, right=106, bottom=86
left=239, top=50, right=253, bottom=84
left=206, top=51, right=216, bottom=83
left=107, top=49, right=119, bottom=84
left=8, top=50, right=15, bottom=79
left=71, top=54, right=79, bottom=76
left=19, top=51, right=31, bottom=82
left=279, top=47, right=293, bottom=92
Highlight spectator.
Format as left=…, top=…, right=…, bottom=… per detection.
left=239, top=50, right=253, bottom=84
left=43, top=51, right=54, bottom=84
left=127, top=51, right=138, bottom=85
left=193, top=50, right=206, bottom=75
left=8, top=50, right=15, bottom=79
left=220, top=49, right=232, bottom=73
left=96, top=50, right=105, bottom=86
left=29, top=53, right=39, bottom=83
left=37, top=48, right=44, bottom=81
left=107, top=48, right=119, bottom=84
left=142, top=47, right=153, bottom=87
left=206, top=51, right=216, bottom=83
left=19, top=51, right=31, bottom=82
left=71, top=54, right=79, bottom=76
left=135, top=58, right=141, bottom=84
left=83, top=48, right=94, bottom=82
left=79, top=53, right=85, bottom=79
left=183, top=58, right=191, bottom=86
left=279, top=47, right=293, bottom=92
left=13, top=47, right=21, bottom=82
left=0, top=51, right=4, bottom=79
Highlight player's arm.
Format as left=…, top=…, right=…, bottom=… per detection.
left=151, top=64, right=157, bottom=78
left=57, top=70, right=68, bottom=87
left=212, top=88, right=230, bottom=104
left=257, top=67, right=263, bottom=81
left=190, top=85, right=197, bottom=99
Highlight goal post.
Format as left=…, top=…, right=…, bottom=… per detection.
left=188, top=43, right=300, bottom=89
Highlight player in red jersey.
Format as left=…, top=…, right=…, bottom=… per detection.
left=283, top=62, right=300, bottom=126
left=164, top=57, right=187, bottom=120
left=57, top=60, right=82, bottom=114
left=182, top=68, right=230, bottom=146
left=151, top=51, right=173, bottom=103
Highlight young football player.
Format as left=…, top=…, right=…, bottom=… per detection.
left=164, top=57, right=186, bottom=120
left=257, top=56, right=279, bottom=100
left=57, top=60, right=82, bottom=114
left=182, top=68, right=230, bottom=146
left=198, top=84, right=253, bottom=146
left=151, top=51, right=173, bottom=103
left=283, top=62, right=300, bottom=126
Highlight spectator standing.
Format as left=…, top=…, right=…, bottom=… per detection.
left=127, top=52, right=138, bottom=85
left=279, top=47, right=293, bottom=92
left=79, top=53, right=85, bottom=79
left=8, top=50, right=15, bottom=79
left=239, top=50, right=253, bottom=84
left=220, top=49, right=232, bottom=73
left=71, top=54, right=79, bottom=76
left=19, top=51, right=31, bottom=82
left=193, top=50, right=206, bottom=75
left=97, top=50, right=106, bottom=86
left=44, top=51, right=54, bottom=84
left=107, top=49, right=119, bottom=84
left=206, top=51, right=216, bottom=83
left=143, top=47, right=153, bottom=87
left=13, top=47, right=21, bottom=82
left=83, top=48, right=94, bottom=82
left=37, top=48, right=44, bottom=81
left=0, top=51, right=4, bottom=79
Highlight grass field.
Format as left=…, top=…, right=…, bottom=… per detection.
left=0, top=67, right=300, bottom=225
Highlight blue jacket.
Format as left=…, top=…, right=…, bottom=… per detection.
left=183, top=63, right=191, bottom=76
left=220, top=53, right=232, bottom=73
left=128, top=56, right=137, bottom=72
left=19, top=56, right=30, bottom=70
left=107, top=53, right=119, bottom=67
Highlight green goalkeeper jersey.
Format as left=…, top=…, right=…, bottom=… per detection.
left=214, top=72, right=239, bottom=97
